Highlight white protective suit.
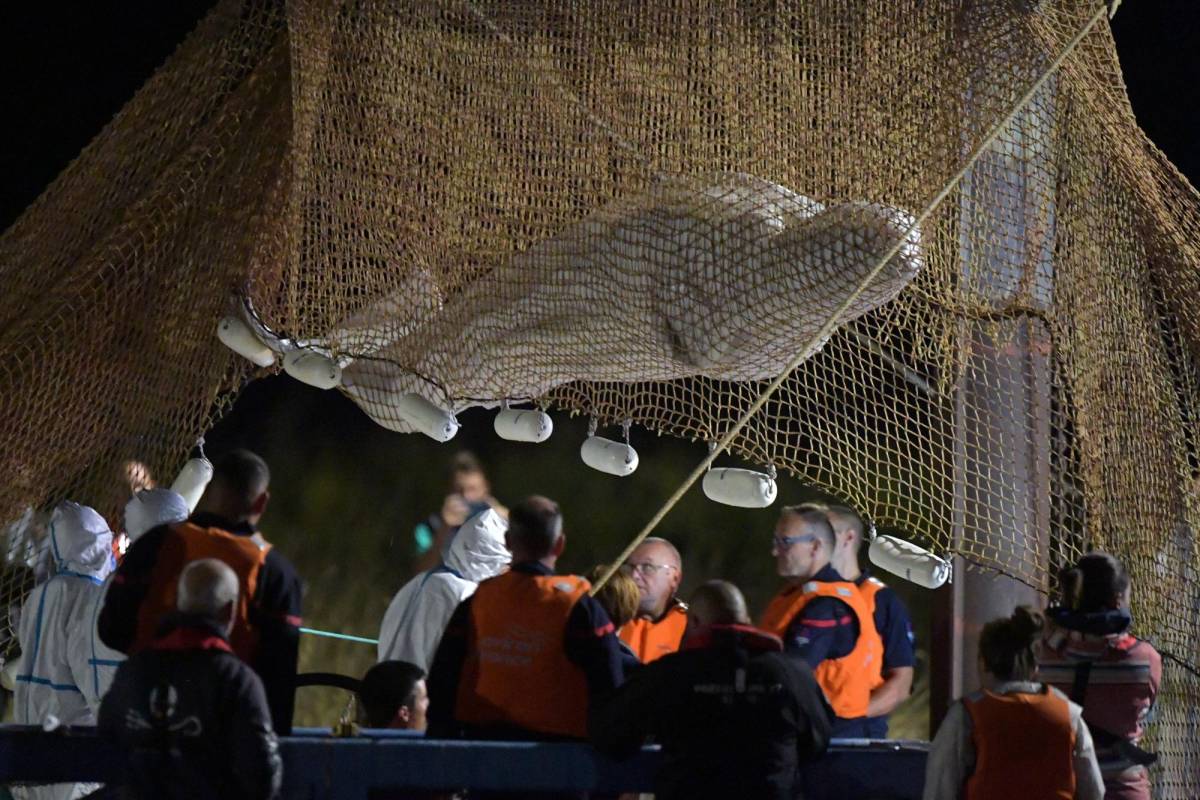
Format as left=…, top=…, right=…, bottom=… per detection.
left=13, top=501, right=116, bottom=800
left=81, top=489, right=189, bottom=713
left=377, top=508, right=510, bottom=670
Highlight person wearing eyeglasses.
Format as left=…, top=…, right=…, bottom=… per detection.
left=759, top=506, right=883, bottom=737
left=618, top=537, right=689, bottom=663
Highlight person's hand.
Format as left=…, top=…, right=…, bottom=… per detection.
left=122, top=460, right=155, bottom=494
left=441, top=494, right=470, bottom=528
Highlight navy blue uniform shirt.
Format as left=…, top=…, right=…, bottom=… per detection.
left=780, top=564, right=859, bottom=671
left=857, top=569, right=915, bottom=738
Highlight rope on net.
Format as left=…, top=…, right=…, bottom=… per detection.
left=590, top=0, right=1113, bottom=595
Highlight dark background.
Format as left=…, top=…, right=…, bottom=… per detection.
left=2, top=1, right=1196, bottom=729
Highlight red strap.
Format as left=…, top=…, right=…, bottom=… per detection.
left=798, top=615, right=853, bottom=628
left=683, top=624, right=783, bottom=652
left=151, top=627, right=234, bottom=653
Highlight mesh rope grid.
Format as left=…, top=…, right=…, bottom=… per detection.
left=3, top=0, right=1200, bottom=792
left=589, top=0, right=1109, bottom=594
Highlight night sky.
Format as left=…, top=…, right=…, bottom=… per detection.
left=3, top=2, right=1197, bottom=228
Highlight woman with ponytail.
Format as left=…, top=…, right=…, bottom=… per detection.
left=1039, top=552, right=1162, bottom=800
left=924, top=606, right=1103, bottom=800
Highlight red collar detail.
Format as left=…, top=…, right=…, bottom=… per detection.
left=1109, top=633, right=1137, bottom=652
left=683, top=624, right=783, bottom=653
left=151, top=627, right=234, bottom=653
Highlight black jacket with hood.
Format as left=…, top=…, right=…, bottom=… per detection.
left=98, top=614, right=282, bottom=800
left=589, top=623, right=833, bottom=800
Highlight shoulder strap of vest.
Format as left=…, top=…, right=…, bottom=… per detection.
left=802, top=579, right=865, bottom=608
left=172, top=521, right=271, bottom=551
left=1069, top=661, right=1157, bottom=767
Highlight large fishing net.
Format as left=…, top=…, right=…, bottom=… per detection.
left=2, top=0, right=1199, bottom=792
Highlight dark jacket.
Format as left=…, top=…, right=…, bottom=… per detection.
left=427, top=560, right=624, bottom=740
left=98, top=512, right=303, bottom=733
left=590, top=624, right=833, bottom=800
left=98, top=614, right=282, bottom=800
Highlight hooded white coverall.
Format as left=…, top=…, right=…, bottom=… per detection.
left=378, top=508, right=510, bottom=671
left=81, top=488, right=190, bottom=713
left=13, top=501, right=116, bottom=800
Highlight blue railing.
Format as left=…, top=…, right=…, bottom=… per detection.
left=0, top=726, right=927, bottom=798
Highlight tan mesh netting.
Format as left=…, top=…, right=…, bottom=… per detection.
left=2, top=0, right=1199, bottom=792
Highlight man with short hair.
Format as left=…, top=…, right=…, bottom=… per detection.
left=759, top=506, right=883, bottom=737
left=428, top=495, right=623, bottom=741
left=99, top=449, right=303, bottom=733
left=358, top=661, right=429, bottom=730
left=619, top=537, right=688, bottom=663
left=414, top=451, right=507, bottom=564
left=591, top=580, right=832, bottom=800
left=100, top=558, right=282, bottom=800
left=822, top=503, right=915, bottom=738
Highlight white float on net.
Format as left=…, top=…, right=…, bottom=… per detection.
left=702, top=467, right=777, bottom=508
left=581, top=436, right=639, bottom=477
left=171, top=457, right=214, bottom=512
left=868, top=534, right=952, bottom=589
left=282, top=349, right=342, bottom=390
left=393, top=392, right=460, bottom=443
left=494, top=407, right=553, bottom=443
left=216, top=315, right=277, bottom=367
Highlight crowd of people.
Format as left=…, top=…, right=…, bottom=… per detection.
left=6, top=449, right=1161, bottom=800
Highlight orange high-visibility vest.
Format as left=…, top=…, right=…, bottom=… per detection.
left=620, top=601, right=688, bottom=663
left=857, top=575, right=888, bottom=683
left=134, top=522, right=270, bottom=662
left=857, top=576, right=887, bottom=615
left=456, top=571, right=591, bottom=738
left=963, top=688, right=1076, bottom=800
left=759, top=579, right=883, bottom=718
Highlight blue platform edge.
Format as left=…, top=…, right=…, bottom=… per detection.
left=0, top=726, right=927, bottom=799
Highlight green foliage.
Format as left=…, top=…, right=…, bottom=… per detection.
left=208, top=378, right=930, bottom=736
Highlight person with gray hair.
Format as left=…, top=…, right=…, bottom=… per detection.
left=619, top=537, right=688, bottom=663
left=99, top=559, right=282, bottom=800
left=176, top=558, right=240, bottom=619
left=591, top=580, right=832, bottom=800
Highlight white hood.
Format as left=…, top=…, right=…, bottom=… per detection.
left=124, top=488, right=189, bottom=540
left=49, top=501, right=114, bottom=579
left=442, top=508, right=510, bottom=583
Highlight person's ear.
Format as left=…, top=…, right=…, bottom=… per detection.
left=552, top=533, right=567, bottom=558
left=218, top=600, right=236, bottom=626
left=394, top=705, right=411, bottom=727
left=251, top=490, right=270, bottom=517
